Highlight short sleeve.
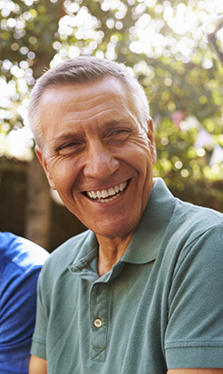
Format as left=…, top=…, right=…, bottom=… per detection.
left=165, top=225, right=223, bottom=368
left=30, top=271, right=48, bottom=359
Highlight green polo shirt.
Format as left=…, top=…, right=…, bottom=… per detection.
left=31, top=178, right=223, bottom=373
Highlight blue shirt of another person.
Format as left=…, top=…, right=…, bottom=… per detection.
left=0, top=231, right=49, bottom=374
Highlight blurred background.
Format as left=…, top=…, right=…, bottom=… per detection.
left=0, top=0, right=223, bottom=252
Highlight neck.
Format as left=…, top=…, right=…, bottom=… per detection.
left=96, top=234, right=133, bottom=277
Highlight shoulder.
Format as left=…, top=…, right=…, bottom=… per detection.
left=156, top=198, right=223, bottom=280
left=170, top=198, right=223, bottom=244
left=40, top=229, right=94, bottom=280
left=161, top=200, right=223, bottom=288
left=0, top=231, right=49, bottom=273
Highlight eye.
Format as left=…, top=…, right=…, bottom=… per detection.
left=113, top=129, right=127, bottom=135
left=57, top=141, right=84, bottom=155
left=108, top=128, right=130, bottom=142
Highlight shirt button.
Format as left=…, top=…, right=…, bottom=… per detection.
left=94, top=318, right=103, bottom=328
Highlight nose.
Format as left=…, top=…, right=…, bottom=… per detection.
left=83, top=140, right=119, bottom=180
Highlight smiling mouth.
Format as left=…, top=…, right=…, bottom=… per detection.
left=85, top=180, right=129, bottom=203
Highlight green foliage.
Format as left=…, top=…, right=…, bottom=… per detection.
left=0, top=0, right=64, bottom=76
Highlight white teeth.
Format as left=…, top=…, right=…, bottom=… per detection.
left=96, top=191, right=102, bottom=198
left=86, top=181, right=128, bottom=201
left=99, top=193, right=121, bottom=203
left=91, top=191, right=97, bottom=198
left=102, top=190, right=109, bottom=198
left=108, top=187, right=115, bottom=196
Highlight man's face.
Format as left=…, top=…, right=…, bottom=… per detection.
left=36, top=77, right=156, bottom=241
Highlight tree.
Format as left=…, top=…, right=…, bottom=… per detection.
left=0, top=0, right=65, bottom=248
left=1, top=0, right=223, bottom=247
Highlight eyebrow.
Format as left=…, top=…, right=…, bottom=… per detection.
left=51, top=116, right=138, bottom=151
left=101, top=120, right=131, bottom=131
left=53, top=120, right=133, bottom=141
left=53, top=133, right=80, bottom=143
left=51, top=134, right=78, bottom=148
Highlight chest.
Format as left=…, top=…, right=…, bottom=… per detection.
left=46, top=261, right=168, bottom=374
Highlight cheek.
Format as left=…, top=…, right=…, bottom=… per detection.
left=129, top=146, right=154, bottom=189
left=127, top=141, right=153, bottom=168
left=129, top=134, right=151, bottom=153
left=48, top=160, right=77, bottom=190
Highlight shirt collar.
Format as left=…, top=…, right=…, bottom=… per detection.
left=121, top=178, right=175, bottom=264
left=69, top=178, right=176, bottom=279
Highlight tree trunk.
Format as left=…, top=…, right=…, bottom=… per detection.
left=25, top=156, right=51, bottom=250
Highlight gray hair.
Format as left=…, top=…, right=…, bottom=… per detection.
left=27, top=56, right=150, bottom=150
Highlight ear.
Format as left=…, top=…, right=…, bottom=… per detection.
left=147, top=118, right=156, bottom=165
left=35, top=146, right=56, bottom=190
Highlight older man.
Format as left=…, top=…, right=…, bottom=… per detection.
left=28, top=57, right=223, bottom=374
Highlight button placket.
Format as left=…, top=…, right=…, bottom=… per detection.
left=90, top=283, right=109, bottom=361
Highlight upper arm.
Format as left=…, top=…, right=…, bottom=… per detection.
left=167, top=370, right=223, bottom=374
left=165, top=226, right=223, bottom=369
left=29, top=355, right=47, bottom=374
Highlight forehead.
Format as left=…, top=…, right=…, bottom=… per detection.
left=37, top=77, right=137, bottom=135
left=38, top=77, right=130, bottom=113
